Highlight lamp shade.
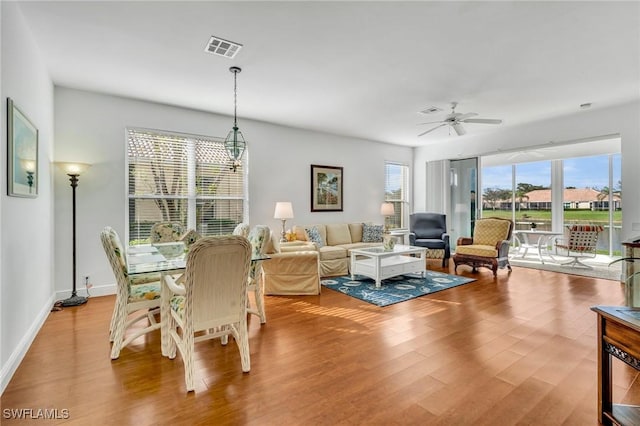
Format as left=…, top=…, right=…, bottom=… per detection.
left=274, top=202, right=294, bottom=219
left=56, top=162, right=91, bottom=176
left=19, top=158, right=36, bottom=173
left=380, top=202, right=395, bottom=216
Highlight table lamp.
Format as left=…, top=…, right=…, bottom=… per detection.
left=274, top=202, right=294, bottom=242
left=381, top=202, right=395, bottom=233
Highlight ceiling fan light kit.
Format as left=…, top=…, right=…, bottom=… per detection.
left=417, top=102, right=502, bottom=137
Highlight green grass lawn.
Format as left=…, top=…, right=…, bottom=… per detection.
left=483, top=209, right=621, bottom=224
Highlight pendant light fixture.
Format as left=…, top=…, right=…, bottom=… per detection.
left=224, top=66, right=246, bottom=172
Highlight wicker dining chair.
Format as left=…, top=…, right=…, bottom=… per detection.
left=149, top=222, right=184, bottom=243
left=100, top=226, right=162, bottom=360
left=232, top=222, right=250, bottom=238
left=162, top=235, right=252, bottom=392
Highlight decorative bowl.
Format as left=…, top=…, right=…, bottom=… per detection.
left=153, top=242, right=185, bottom=259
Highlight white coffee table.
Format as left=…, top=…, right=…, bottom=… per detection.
left=350, top=244, right=427, bottom=288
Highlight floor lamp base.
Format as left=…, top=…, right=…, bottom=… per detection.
left=60, top=295, right=88, bottom=307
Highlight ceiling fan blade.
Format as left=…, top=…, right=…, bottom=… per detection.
left=417, top=120, right=445, bottom=126
left=462, top=118, right=503, bottom=125
left=456, top=112, right=478, bottom=121
left=418, top=123, right=448, bottom=137
left=452, top=123, right=466, bottom=136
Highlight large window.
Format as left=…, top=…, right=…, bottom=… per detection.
left=481, top=137, right=622, bottom=257
left=384, top=162, right=409, bottom=229
left=127, top=128, right=247, bottom=244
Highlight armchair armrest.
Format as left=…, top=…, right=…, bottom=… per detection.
left=457, top=237, right=473, bottom=246
left=163, top=273, right=186, bottom=296
left=441, top=233, right=450, bottom=244
left=409, top=232, right=416, bottom=245
left=497, top=240, right=511, bottom=259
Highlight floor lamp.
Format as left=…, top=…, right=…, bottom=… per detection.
left=56, top=162, right=91, bottom=307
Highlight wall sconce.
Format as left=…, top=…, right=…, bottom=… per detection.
left=56, top=162, right=91, bottom=306
left=19, top=158, right=36, bottom=193
left=274, top=202, right=294, bottom=243
left=380, top=202, right=395, bottom=233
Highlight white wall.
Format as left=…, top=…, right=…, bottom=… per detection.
left=413, top=100, right=640, bottom=240
left=54, top=87, right=413, bottom=298
left=1, top=2, right=55, bottom=393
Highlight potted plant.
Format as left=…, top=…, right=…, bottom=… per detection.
left=530, top=222, right=537, bottom=231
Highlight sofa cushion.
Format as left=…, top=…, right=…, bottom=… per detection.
left=326, top=223, right=352, bottom=246
left=362, top=223, right=384, bottom=242
left=348, top=223, right=364, bottom=243
left=305, top=226, right=325, bottom=248
left=319, top=245, right=347, bottom=261
left=414, top=238, right=446, bottom=249
left=455, top=244, right=498, bottom=257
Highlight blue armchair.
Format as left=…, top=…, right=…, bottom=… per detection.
left=409, top=213, right=450, bottom=267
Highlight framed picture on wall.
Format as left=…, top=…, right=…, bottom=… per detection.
left=7, top=98, right=38, bottom=198
left=311, top=164, right=343, bottom=212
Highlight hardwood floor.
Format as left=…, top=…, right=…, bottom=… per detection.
left=2, top=263, right=639, bottom=425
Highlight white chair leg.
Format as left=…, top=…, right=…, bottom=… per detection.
left=233, top=322, right=251, bottom=373
left=110, top=307, right=127, bottom=359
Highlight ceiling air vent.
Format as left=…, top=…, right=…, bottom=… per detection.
left=204, top=36, right=242, bottom=59
left=419, top=106, right=443, bottom=115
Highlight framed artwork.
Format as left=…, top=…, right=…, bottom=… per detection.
left=311, top=164, right=343, bottom=212
left=7, top=98, right=38, bottom=197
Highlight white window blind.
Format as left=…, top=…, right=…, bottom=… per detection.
left=127, top=128, right=247, bottom=244
left=384, top=162, right=409, bottom=229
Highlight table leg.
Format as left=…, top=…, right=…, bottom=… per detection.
left=375, top=256, right=381, bottom=288
left=350, top=252, right=355, bottom=280
left=160, top=272, right=168, bottom=357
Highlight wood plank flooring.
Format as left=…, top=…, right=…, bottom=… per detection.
left=2, top=262, right=639, bottom=425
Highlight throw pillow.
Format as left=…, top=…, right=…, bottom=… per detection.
left=362, top=223, right=384, bottom=242
left=305, top=226, right=325, bottom=247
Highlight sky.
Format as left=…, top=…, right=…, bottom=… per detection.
left=482, top=154, right=622, bottom=191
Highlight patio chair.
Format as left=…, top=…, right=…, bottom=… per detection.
left=550, top=224, right=604, bottom=268
left=162, top=235, right=252, bottom=392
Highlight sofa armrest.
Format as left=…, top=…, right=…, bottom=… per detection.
left=279, top=241, right=318, bottom=253
left=262, top=251, right=320, bottom=275
left=457, top=237, right=473, bottom=246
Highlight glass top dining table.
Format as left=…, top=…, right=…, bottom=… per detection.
left=126, top=241, right=269, bottom=275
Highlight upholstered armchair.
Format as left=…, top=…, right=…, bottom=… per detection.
left=453, top=217, right=513, bottom=277
left=409, top=213, right=450, bottom=267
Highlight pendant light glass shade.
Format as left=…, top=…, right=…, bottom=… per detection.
left=224, top=126, right=246, bottom=171
left=225, top=66, right=246, bottom=171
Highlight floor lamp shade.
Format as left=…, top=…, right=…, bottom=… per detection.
left=56, top=161, right=91, bottom=307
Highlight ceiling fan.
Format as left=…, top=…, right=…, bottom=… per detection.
left=418, top=102, right=502, bottom=137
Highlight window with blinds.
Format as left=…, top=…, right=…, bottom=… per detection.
left=127, top=128, right=247, bottom=244
left=384, top=162, right=409, bottom=229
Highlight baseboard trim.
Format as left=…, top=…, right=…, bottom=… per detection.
left=0, top=293, right=56, bottom=395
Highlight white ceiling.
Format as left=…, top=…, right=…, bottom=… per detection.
left=16, top=1, right=640, bottom=147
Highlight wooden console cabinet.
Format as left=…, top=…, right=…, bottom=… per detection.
left=591, top=306, right=640, bottom=425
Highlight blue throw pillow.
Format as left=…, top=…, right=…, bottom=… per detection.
left=362, top=223, right=384, bottom=242
left=305, top=226, right=324, bottom=248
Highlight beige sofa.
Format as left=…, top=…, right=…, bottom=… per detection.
left=291, top=223, right=383, bottom=277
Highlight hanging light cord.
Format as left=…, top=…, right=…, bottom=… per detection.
left=233, top=69, right=238, bottom=129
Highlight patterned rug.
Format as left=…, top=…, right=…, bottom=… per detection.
left=321, top=272, right=476, bottom=307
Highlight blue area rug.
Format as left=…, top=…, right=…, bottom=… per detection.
left=321, top=272, right=476, bottom=307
